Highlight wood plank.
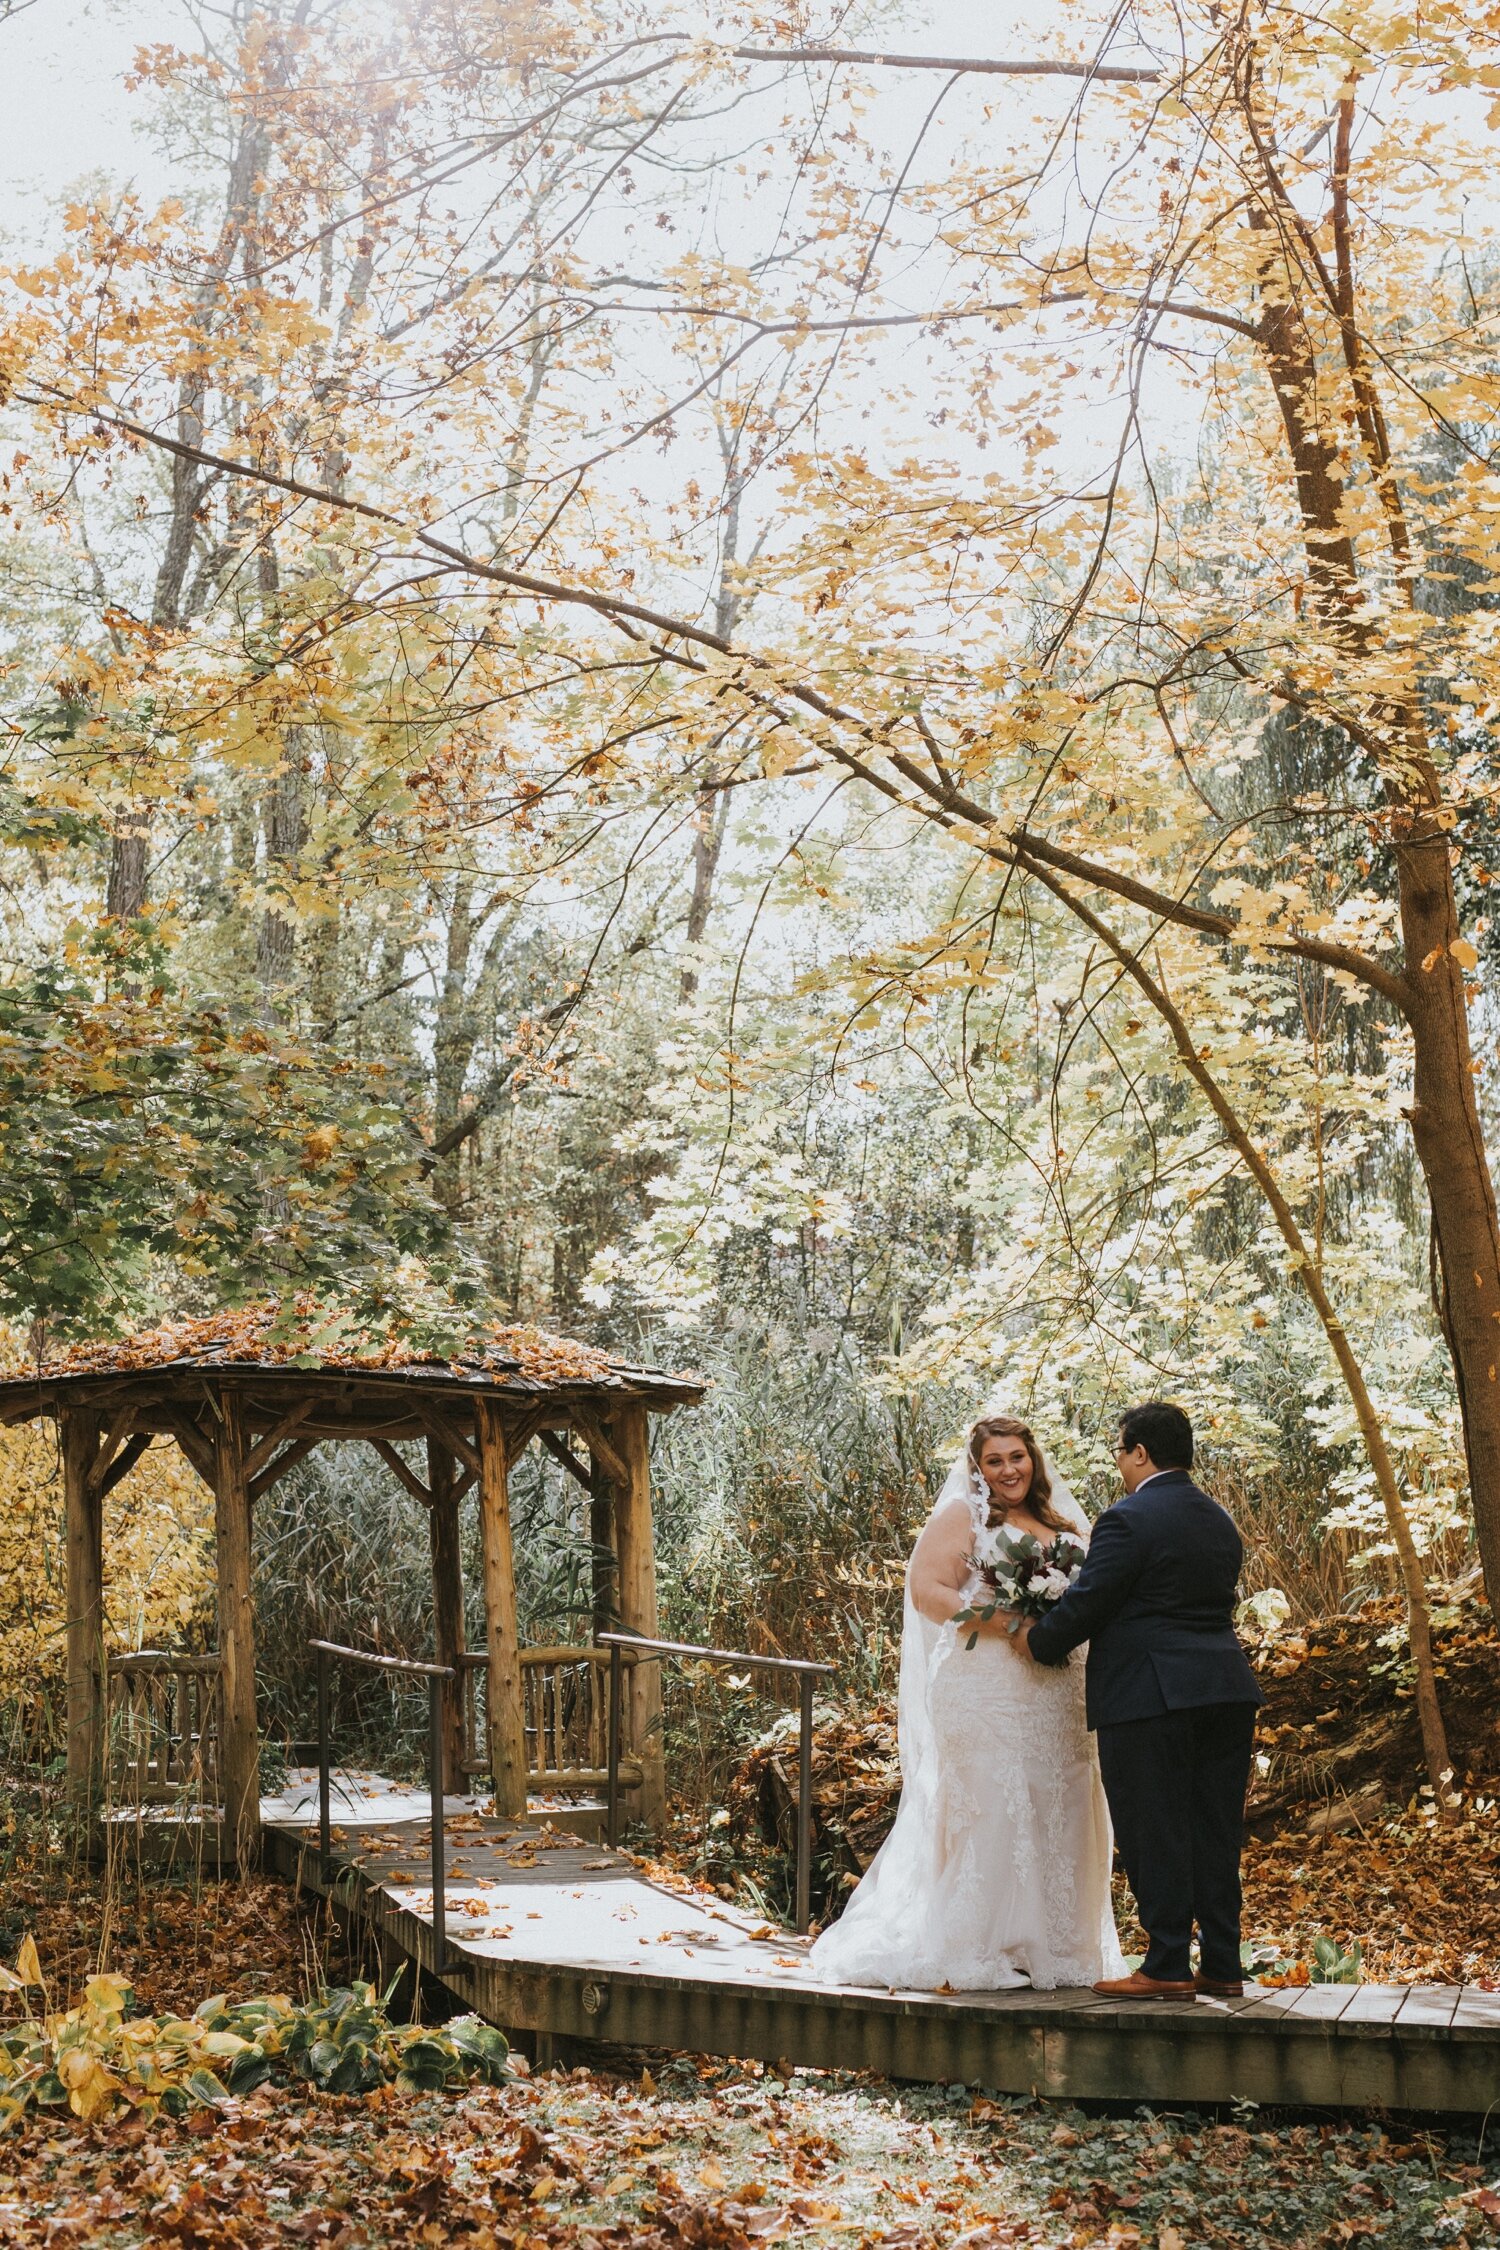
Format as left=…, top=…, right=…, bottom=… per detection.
left=589, top=1450, right=616, bottom=1637
left=260, top=1795, right=1500, bottom=2117
left=476, top=1401, right=528, bottom=1818
left=1233, top=1981, right=1360, bottom=2026
left=1336, top=1982, right=1411, bottom=2027
left=413, top=1404, right=481, bottom=1476
left=263, top=1813, right=1500, bottom=2115
left=1274, top=1982, right=1362, bottom=2018
left=1397, top=1985, right=1462, bottom=2030
left=160, top=1410, right=216, bottom=1484
left=503, top=1408, right=561, bottom=1459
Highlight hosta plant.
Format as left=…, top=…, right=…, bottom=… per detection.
left=0, top=1941, right=509, bottom=2131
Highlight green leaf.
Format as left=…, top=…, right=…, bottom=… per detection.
left=446, top=2017, right=511, bottom=2084
left=224, top=2050, right=273, bottom=2095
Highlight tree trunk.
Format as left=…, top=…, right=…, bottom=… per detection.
left=1245, top=170, right=1500, bottom=1607
left=679, top=466, right=747, bottom=1003
left=1394, top=832, right=1500, bottom=1606
left=433, top=875, right=478, bottom=1211
left=679, top=787, right=732, bottom=1003
left=105, top=830, right=149, bottom=923
left=256, top=725, right=308, bottom=1018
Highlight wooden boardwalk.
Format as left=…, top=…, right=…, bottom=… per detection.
left=262, top=1775, right=1500, bottom=2115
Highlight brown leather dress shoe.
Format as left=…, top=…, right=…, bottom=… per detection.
left=1091, top=1971, right=1198, bottom=1999
left=1193, top=1973, right=1244, bottom=1997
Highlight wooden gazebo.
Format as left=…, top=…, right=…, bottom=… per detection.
left=0, top=1308, right=704, bottom=1865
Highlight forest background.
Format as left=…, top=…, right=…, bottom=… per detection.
left=1, top=0, right=1498, bottom=1799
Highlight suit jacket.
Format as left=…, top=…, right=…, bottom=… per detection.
left=1026, top=1468, right=1264, bottom=1729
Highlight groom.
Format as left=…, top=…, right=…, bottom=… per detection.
left=1018, top=1402, right=1263, bottom=1999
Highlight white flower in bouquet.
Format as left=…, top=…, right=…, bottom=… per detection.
left=957, top=1523, right=1088, bottom=1644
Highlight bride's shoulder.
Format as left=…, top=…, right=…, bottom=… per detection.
left=924, top=1492, right=979, bottom=1532
left=911, top=1493, right=978, bottom=1550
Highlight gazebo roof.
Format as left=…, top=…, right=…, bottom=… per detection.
left=0, top=1301, right=706, bottom=1432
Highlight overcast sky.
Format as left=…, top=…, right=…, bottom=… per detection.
left=1, top=0, right=1150, bottom=236
left=2, top=0, right=181, bottom=235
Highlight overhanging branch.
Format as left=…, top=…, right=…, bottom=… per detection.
left=44, top=387, right=1414, bottom=1022
left=732, top=43, right=1160, bottom=82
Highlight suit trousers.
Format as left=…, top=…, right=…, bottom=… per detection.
left=1095, top=1700, right=1257, bottom=1984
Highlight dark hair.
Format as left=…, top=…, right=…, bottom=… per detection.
left=967, top=1415, right=1069, bottom=1532
left=1118, top=1401, right=1194, bottom=1470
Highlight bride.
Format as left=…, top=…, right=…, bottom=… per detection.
left=810, top=1414, right=1124, bottom=1992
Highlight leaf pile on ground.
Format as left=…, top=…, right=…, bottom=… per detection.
left=0, top=2050, right=1491, bottom=2247
left=0, top=1871, right=304, bottom=2021
left=1245, top=1582, right=1499, bottom=1830
left=1228, top=1800, right=1500, bottom=1986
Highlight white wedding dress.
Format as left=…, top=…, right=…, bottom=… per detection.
left=810, top=1450, right=1125, bottom=1992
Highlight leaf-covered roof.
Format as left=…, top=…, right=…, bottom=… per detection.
left=0, top=1297, right=704, bottom=1407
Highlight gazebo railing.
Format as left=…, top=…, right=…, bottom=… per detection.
left=457, top=1646, right=643, bottom=1794
left=106, top=1652, right=222, bottom=1809
left=598, top=1631, right=834, bottom=1934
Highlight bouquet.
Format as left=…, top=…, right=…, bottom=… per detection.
left=958, top=1521, right=1087, bottom=1647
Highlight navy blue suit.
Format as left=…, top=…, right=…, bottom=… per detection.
left=1027, top=1468, right=1263, bottom=1983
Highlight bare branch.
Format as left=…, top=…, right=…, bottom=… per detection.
left=732, top=44, right=1159, bottom=83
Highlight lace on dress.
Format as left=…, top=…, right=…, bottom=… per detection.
left=809, top=1450, right=1125, bottom=1993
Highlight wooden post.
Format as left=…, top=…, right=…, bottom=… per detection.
left=588, top=1450, right=617, bottom=1638
left=612, top=1400, right=666, bottom=1829
left=213, top=1391, right=261, bottom=1868
left=63, top=1408, right=104, bottom=1813
left=475, top=1400, right=528, bottom=1818
left=427, top=1436, right=467, bottom=1794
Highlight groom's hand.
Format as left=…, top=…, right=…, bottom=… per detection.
left=1012, top=1621, right=1036, bottom=1659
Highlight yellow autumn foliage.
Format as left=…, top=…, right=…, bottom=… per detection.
left=0, top=1418, right=214, bottom=1719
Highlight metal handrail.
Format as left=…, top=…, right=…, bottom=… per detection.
left=309, top=1639, right=455, bottom=1975
left=598, top=1629, right=834, bottom=1935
